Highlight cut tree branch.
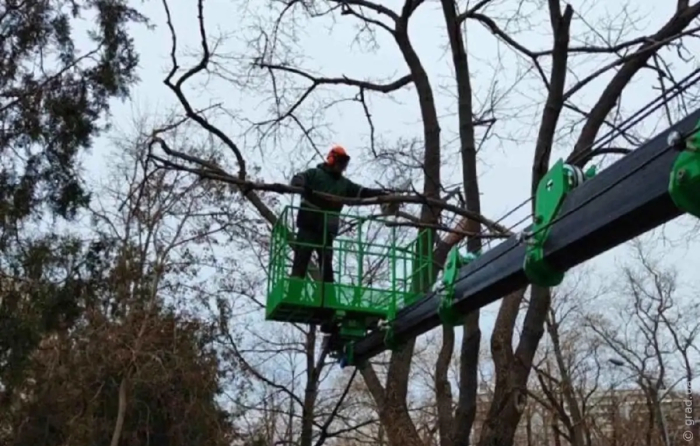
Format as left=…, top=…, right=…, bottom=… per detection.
left=147, top=137, right=509, bottom=235
left=384, top=221, right=507, bottom=239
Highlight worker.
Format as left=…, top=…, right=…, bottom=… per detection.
left=290, top=145, right=390, bottom=283
left=290, top=145, right=391, bottom=343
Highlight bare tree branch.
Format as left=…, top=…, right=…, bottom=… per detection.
left=570, top=3, right=700, bottom=163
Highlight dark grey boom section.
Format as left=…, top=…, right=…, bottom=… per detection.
left=350, top=107, right=700, bottom=364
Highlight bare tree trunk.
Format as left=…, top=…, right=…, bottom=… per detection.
left=361, top=354, right=423, bottom=446
left=109, top=377, right=128, bottom=446
left=611, top=396, right=618, bottom=446
left=301, top=387, right=316, bottom=445
left=477, top=288, right=524, bottom=445
left=286, top=395, right=294, bottom=445
left=435, top=322, right=455, bottom=446
left=301, top=327, right=320, bottom=446
left=479, top=3, right=572, bottom=444
left=435, top=2, right=482, bottom=446
left=553, top=419, right=562, bottom=446
left=546, top=309, right=587, bottom=446
left=526, top=405, right=533, bottom=446
left=644, top=397, right=653, bottom=446
left=648, top=387, right=668, bottom=446
left=363, top=7, right=443, bottom=446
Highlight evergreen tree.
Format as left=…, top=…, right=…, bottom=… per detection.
left=0, top=0, right=144, bottom=402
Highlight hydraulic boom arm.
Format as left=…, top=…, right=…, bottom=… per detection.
left=346, top=107, right=700, bottom=365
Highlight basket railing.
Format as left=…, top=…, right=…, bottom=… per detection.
left=267, top=206, right=434, bottom=317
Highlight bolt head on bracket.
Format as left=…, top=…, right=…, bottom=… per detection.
left=667, top=130, right=682, bottom=147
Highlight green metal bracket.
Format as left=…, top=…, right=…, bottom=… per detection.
left=339, top=320, right=366, bottom=341
left=524, top=159, right=596, bottom=287
left=383, top=304, right=398, bottom=351
left=341, top=342, right=354, bottom=367
left=669, top=121, right=700, bottom=218
left=334, top=317, right=368, bottom=364
left=438, top=247, right=478, bottom=326
left=383, top=326, right=396, bottom=350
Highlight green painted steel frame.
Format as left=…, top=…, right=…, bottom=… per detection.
left=524, top=159, right=596, bottom=287
left=669, top=118, right=700, bottom=218
left=438, top=247, right=479, bottom=326
left=266, top=206, right=434, bottom=347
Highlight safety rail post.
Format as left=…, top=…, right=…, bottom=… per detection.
left=354, top=215, right=364, bottom=307
left=266, top=219, right=275, bottom=299
left=337, top=235, right=344, bottom=292
left=383, top=224, right=399, bottom=350
left=424, top=229, right=434, bottom=296
left=414, top=228, right=434, bottom=302
left=323, top=209, right=328, bottom=282
left=273, top=210, right=287, bottom=289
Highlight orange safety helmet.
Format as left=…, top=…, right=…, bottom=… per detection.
left=326, top=145, right=350, bottom=167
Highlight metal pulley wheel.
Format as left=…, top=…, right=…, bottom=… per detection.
left=563, top=163, right=585, bottom=188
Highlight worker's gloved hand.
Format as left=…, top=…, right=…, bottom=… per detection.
left=291, top=173, right=313, bottom=198
left=361, top=187, right=391, bottom=199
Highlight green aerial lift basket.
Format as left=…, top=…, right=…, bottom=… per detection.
left=265, top=206, right=434, bottom=336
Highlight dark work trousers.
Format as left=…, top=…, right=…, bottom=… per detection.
left=290, top=227, right=336, bottom=334
left=290, top=228, right=335, bottom=283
